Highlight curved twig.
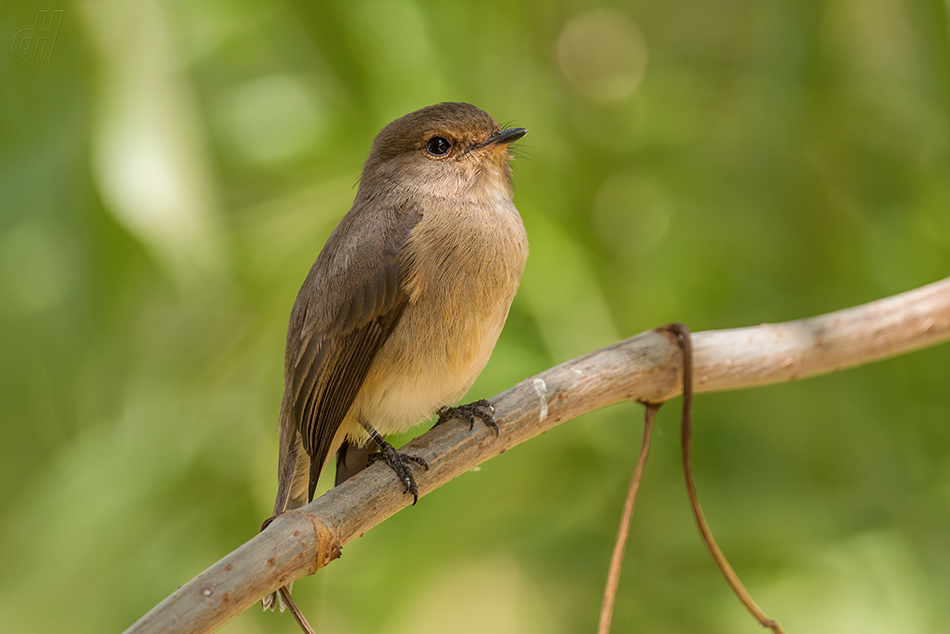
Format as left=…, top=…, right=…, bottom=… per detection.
left=123, top=276, right=950, bottom=634
left=597, top=403, right=657, bottom=634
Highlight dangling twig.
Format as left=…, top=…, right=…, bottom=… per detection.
left=672, top=322, right=786, bottom=634
left=597, top=403, right=658, bottom=634
left=278, top=586, right=316, bottom=634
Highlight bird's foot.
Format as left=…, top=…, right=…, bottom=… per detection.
left=435, top=399, right=498, bottom=436
left=367, top=440, right=429, bottom=504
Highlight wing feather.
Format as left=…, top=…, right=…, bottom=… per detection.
left=278, top=199, right=421, bottom=502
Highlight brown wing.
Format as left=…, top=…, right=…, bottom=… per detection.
left=283, top=200, right=421, bottom=502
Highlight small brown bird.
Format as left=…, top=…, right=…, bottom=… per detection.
left=263, top=103, right=527, bottom=609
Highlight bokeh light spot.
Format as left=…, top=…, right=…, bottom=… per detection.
left=557, top=9, right=648, bottom=102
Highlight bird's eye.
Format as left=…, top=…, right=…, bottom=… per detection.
left=425, top=136, right=452, bottom=156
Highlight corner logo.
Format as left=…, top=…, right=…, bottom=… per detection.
left=11, top=10, right=64, bottom=66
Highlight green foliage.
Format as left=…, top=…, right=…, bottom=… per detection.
left=1, top=1, right=949, bottom=632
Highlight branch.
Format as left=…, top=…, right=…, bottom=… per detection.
left=124, top=276, right=950, bottom=634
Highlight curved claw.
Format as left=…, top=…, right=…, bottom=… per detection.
left=367, top=440, right=429, bottom=505
left=436, top=399, right=498, bottom=436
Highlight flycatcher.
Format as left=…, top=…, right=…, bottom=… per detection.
left=263, top=103, right=528, bottom=609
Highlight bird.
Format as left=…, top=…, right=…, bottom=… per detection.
left=262, top=102, right=528, bottom=611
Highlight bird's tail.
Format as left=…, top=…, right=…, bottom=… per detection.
left=262, top=418, right=310, bottom=611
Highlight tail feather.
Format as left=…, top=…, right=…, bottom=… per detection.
left=262, top=419, right=310, bottom=611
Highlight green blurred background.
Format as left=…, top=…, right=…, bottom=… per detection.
left=2, top=0, right=949, bottom=632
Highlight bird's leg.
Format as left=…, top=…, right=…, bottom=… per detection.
left=435, top=399, right=498, bottom=436
left=362, top=422, right=429, bottom=505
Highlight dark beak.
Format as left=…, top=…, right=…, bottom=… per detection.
left=479, top=127, right=528, bottom=148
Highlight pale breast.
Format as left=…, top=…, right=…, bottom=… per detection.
left=351, top=196, right=527, bottom=435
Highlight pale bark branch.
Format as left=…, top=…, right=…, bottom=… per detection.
left=124, top=276, right=950, bottom=634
